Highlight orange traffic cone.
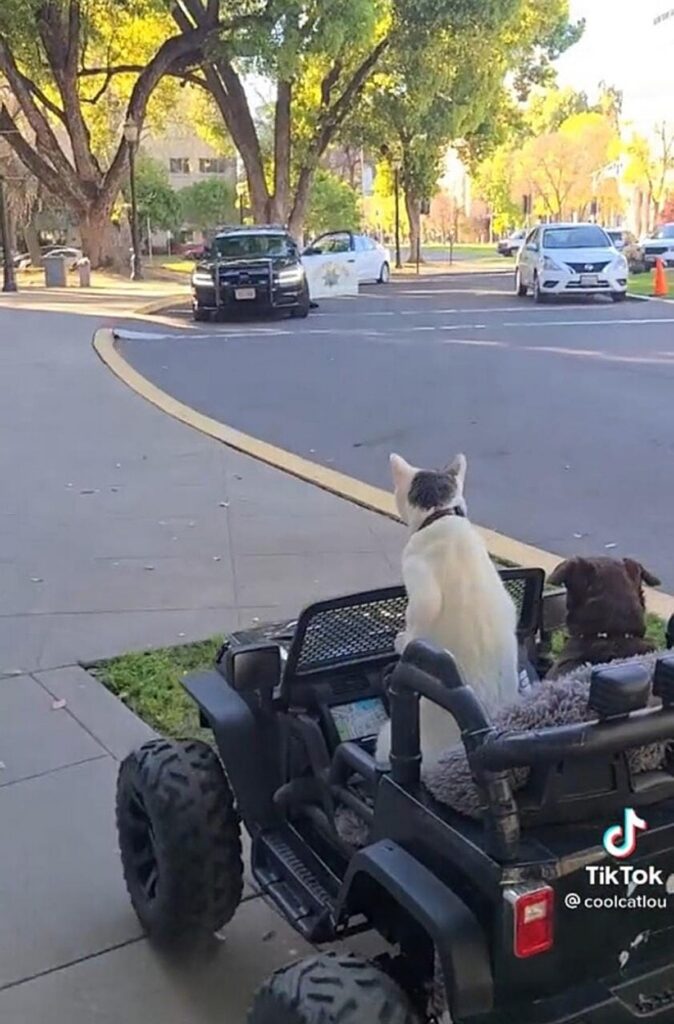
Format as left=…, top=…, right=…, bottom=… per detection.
left=654, top=257, right=668, bottom=297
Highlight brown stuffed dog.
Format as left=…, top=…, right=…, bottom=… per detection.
left=546, top=556, right=661, bottom=679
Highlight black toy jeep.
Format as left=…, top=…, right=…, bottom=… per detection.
left=190, top=225, right=310, bottom=322
left=116, top=570, right=674, bottom=1023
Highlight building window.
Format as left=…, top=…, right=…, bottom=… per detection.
left=169, top=157, right=191, bottom=174
left=199, top=157, right=229, bottom=174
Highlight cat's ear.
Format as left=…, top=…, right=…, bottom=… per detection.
left=390, top=453, right=415, bottom=492
left=446, top=453, right=467, bottom=490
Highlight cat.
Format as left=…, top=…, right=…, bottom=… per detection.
left=376, top=452, right=519, bottom=765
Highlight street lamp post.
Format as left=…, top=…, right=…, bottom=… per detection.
left=123, top=118, right=143, bottom=281
left=392, top=158, right=402, bottom=270
left=236, top=181, right=246, bottom=225
left=0, top=175, right=17, bottom=293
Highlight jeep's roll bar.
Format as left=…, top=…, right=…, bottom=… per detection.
left=388, top=641, right=674, bottom=861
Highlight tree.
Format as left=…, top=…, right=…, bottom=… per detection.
left=471, top=79, right=623, bottom=230
left=474, top=145, right=522, bottom=234
left=132, top=155, right=182, bottom=236
left=304, top=169, right=360, bottom=237
left=624, top=124, right=674, bottom=231
left=171, top=0, right=391, bottom=236
left=179, top=177, right=235, bottom=231
left=343, top=0, right=582, bottom=261
left=515, top=111, right=619, bottom=220
left=0, top=1, right=220, bottom=265
left=525, top=85, right=590, bottom=135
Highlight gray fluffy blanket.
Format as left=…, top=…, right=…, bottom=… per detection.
left=336, top=652, right=667, bottom=847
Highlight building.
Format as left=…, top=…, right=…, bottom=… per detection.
left=143, top=124, right=236, bottom=193
left=618, top=8, right=674, bottom=235
left=141, top=113, right=236, bottom=247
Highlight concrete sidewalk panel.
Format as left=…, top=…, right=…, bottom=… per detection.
left=34, top=666, right=157, bottom=760
left=0, top=674, right=105, bottom=785
left=228, top=510, right=400, bottom=557
left=234, top=551, right=395, bottom=608
left=0, top=607, right=239, bottom=676
left=4, top=557, right=236, bottom=616
left=0, top=511, right=232, bottom=562
left=0, top=898, right=312, bottom=1023
left=0, top=757, right=141, bottom=988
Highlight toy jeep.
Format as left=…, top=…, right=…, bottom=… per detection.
left=116, top=570, right=674, bottom=1023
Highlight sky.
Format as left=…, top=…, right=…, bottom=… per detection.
left=555, top=0, right=673, bottom=132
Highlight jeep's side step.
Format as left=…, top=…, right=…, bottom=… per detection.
left=252, top=827, right=339, bottom=943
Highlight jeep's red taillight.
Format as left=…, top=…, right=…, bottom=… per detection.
left=509, top=886, right=555, bottom=958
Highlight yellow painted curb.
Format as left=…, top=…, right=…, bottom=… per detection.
left=93, top=327, right=674, bottom=621
left=135, top=293, right=190, bottom=316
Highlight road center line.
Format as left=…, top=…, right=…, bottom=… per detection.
left=502, top=317, right=674, bottom=328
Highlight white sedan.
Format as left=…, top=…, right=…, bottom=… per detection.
left=303, top=231, right=391, bottom=284
left=515, top=223, right=628, bottom=303
left=43, top=246, right=84, bottom=270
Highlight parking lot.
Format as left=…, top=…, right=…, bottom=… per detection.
left=115, top=272, right=674, bottom=589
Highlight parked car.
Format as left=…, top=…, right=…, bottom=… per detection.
left=43, top=246, right=84, bottom=270
left=604, top=228, right=645, bottom=273
left=191, top=225, right=310, bottom=322
left=496, top=228, right=526, bottom=257
left=303, top=231, right=391, bottom=284
left=515, top=222, right=628, bottom=303
left=182, top=242, right=206, bottom=260
left=604, top=227, right=636, bottom=251
left=0, top=250, right=32, bottom=270
left=639, top=223, right=674, bottom=270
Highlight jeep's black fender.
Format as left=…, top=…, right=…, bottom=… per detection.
left=181, top=670, right=279, bottom=831
left=336, top=840, right=493, bottom=1020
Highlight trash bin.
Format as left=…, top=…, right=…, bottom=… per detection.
left=44, top=254, right=67, bottom=287
left=78, top=257, right=91, bottom=288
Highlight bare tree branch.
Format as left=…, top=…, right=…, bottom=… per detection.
left=0, top=35, right=83, bottom=195
left=102, top=22, right=213, bottom=202
left=23, top=76, right=66, bottom=122
left=0, top=105, right=85, bottom=210
left=314, top=39, right=389, bottom=156
left=36, top=0, right=101, bottom=184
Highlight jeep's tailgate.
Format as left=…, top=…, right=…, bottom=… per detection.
left=494, top=804, right=674, bottom=1004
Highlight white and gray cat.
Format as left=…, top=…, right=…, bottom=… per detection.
left=376, top=452, right=519, bottom=765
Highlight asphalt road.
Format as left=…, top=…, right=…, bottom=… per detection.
left=115, top=274, right=674, bottom=590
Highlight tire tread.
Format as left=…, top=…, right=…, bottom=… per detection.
left=116, top=738, right=243, bottom=949
left=248, top=953, right=419, bottom=1023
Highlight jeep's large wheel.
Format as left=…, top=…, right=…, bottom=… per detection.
left=116, top=738, right=243, bottom=950
left=192, top=305, right=211, bottom=322
left=248, top=953, right=421, bottom=1024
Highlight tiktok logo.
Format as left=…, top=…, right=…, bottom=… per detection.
left=603, top=808, right=648, bottom=859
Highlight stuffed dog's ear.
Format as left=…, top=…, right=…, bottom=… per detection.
left=548, top=557, right=595, bottom=589
left=548, top=558, right=575, bottom=587
left=623, top=558, right=661, bottom=588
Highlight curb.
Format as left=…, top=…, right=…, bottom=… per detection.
left=135, top=293, right=190, bottom=316
left=92, top=326, right=674, bottom=621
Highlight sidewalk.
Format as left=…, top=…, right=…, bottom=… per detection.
left=0, top=271, right=188, bottom=319
left=0, top=300, right=401, bottom=1019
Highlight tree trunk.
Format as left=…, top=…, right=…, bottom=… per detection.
left=272, top=81, right=292, bottom=223
left=404, top=190, right=422, bottom=264
left=24, top=219, right=43, bottom=266
left=78, top=202, right=116, bottom=268
left=287, top=165, right=317, bottom=242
